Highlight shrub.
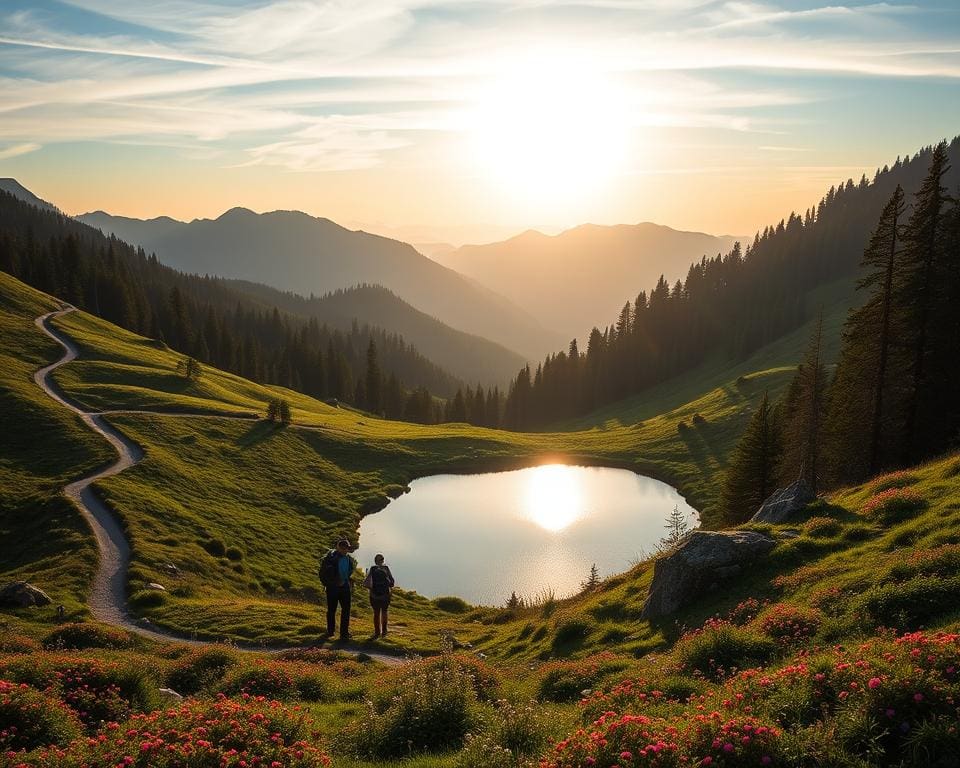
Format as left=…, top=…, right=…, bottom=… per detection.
left=25, top=694, right=330, bottom=767
left=552, top=617, right=590, bottom=650
left=225, top=546, right=244, bottom=561
left=0, top=679, right=81, bottom=752
left=871, top=470, right=920, bottom=492
left=803, top=516, right=842, bottom=538
left=167, top=647, right=240, bottom=695
left=200, top=537, right=227, bottom=557
left=862, top=488, right=928, bottom=524
left=457, top=699, right=550, bottom=768
left=344, top=655, right=483, bottom=758
left=674, top=621, right=775, bottom=679
left=129, top=588, right=167, bottom=608
left=42, top=623, right=132, bottom=650
left=0, top=634, right=39, bottom=654
left=727, top=598, right=769, bottom=626
left=433, top=595, right=470, bottom=613
left=682, top=714, right=782, bottom=766
left=537, top=653, right=631, bottom=703
left=857, top=575, right=960, bottom=629
left=692, top=414, right=707, bottom=427
left=0, top=655, right=156, bottom=728
left=220, top=661, right=297, bottom=699
left=756, top=603, right=822, bottom=644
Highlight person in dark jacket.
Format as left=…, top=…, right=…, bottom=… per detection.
left=321, top=538, right=357, bottom=641
left=365, top=553, right=395, bottom=638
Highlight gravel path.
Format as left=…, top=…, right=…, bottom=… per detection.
left=33, top=308, right=404, bottom=664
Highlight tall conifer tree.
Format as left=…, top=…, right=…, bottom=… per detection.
left=826, top=186, right=905, bottom=483
left=719, top=391, right=782, bottom=525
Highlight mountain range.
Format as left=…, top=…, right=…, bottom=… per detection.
left=434, top=223, right=740, bottom=339
left=78, top=208, right=560, bottom=359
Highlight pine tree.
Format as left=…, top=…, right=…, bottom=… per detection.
left=278, top=399, right=291, bottom=425
left=581, top=563, right=600, bottom=591
left=897, top=142, right=952, bottom=461
left=364, top=338, right=382, bottom=414
left=826, top=186, right=905, bottom=483
left=719, top=391, right=782, bottom=525
left=659, top=505, right=689, bottom=551
left=780, top=316, right=828, bottom=493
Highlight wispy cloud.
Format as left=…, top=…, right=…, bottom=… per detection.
left=0, top=0, right=958, bottom=172
left=0, top=141, right=41, bottom=160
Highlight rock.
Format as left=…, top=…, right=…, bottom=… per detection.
left=145, top=582, right=166, bottom=591
left=161, top=562, right=180, bottom=576
left=0, top=581, right=52, bottom=608
left=158, top=687, right=183, bottom=703
left=641, top=531, right=776, bottom=619
left=751, top=479, right=815, bottom=524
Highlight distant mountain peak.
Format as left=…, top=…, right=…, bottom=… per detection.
left=0, top=178, right=58, bottom=213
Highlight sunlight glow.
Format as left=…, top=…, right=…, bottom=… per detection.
left=467, top=52, right=631, bottom=210
left=521, top=464, right=585, bottom=532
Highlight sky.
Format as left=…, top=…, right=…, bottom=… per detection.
left=0, top=1, right=958, bottom=245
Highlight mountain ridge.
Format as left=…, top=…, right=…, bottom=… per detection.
left=77, top=206, right=560, bottom=358
left=436, top=221, right=741, bottom=338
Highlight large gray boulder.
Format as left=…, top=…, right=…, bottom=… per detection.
left=0, top=581, right=52, bottom=608
left=641, top=531, right=775, bottom=619
left=750, top=479, right=815, bottom=524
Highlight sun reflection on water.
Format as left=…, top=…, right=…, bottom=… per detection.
left=521, top=464, right=585, bottom=532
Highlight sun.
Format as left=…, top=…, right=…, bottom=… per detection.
left=522, top=464, right=585, bottom=532
left=466, top=54, right=631, bottom=210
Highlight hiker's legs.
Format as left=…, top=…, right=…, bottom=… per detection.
left=380, top=606, right=389, bottom=635
left=372, top=605, right=383, bottom=635
left=338, top=585, right=351, bottom=638
left=325, top=587, right=338, bottom=635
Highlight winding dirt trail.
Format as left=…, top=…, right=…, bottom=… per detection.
left=33, top=307, right=403, bottom=663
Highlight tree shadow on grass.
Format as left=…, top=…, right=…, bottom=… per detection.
left=237, top=420, right=283, bottom=448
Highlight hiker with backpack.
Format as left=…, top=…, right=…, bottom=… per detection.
left=319, top=538, right=357, bottom=641
left=363, top=553, right=395, bottom=638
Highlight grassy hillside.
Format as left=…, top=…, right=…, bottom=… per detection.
left=0, top=280, right=112, bottom=614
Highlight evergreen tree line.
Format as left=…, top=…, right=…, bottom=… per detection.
left=0, top=192, right=465, bottom=423
left=720, top=142, right=960, bottom=526
left=500, top=138, right=960, bottom=431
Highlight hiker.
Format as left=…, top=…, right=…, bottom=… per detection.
left=319, top=538, right=357, bottom=641
left=363, top=553, right=395, bottom=638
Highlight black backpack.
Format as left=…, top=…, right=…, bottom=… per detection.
left=319, top=550, right=340, bottom=587
left=370, top=565, right=391, bottom=597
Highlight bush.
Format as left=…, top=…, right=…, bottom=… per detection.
left=803, top=516, right=842, bottom=538
left=167, top=647, right=240, bottom=694
left=537, top=653, right=631, bottom=703
left=129, top=588, right=167, bottom=608
left=871, top=470, right=920, bottom=492
left=857, top=575, right=960, bottom=629
left=42, top=623, right=132, bottom=650
left=862, top=488, right=928, bottom=524
left=552, top=617, right=590, bottom=650
left=0, top=655, right=157, bottom=727
left=0, top=679, right=81, bottom=752
left=200, top=537, right=227, bottom=557
left=457, top=699, right=550, bottom=768
left=674, top=621, right=776, bottom=679
left=344, top=654, right=484, bottom=758
left=25, top=694, right=330, bottom=767
left=225, top=546, right=244, bottom=561
left=220, top=661, right=297, bottom=699
left=0, top=634, right=39, bottom=654
left=433, top=595, right=470, bottom=613
left=756, top=603, right=822, bottom=644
